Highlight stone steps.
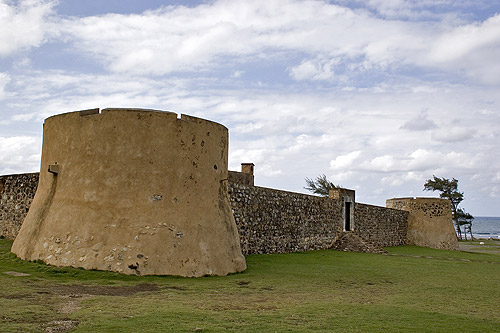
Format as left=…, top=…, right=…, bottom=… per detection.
left=330, top=232, right=387, bottom=254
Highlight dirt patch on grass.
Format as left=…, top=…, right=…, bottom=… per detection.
left=58, top=294, right=87, bottom=314
left=49, top=283, right=163, bottom=315
left=459, top=241, right=500, bottom=255
left=3, top=271, right=31, bottom=277
left=1, top=293, right=33, bottom=299
left=44, top=319, right=79, bottom=332
left=51, top=283, right=160, bottom=297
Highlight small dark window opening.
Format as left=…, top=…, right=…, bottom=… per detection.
left=344, top=201, right=351, bottom=231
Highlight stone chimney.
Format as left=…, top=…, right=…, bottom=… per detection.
left=241, top=163, right=254, bottom=176
left=228, top=163, right=255, bottom=186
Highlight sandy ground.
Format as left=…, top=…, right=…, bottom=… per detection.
left=459, top=240, right=500, bottom=255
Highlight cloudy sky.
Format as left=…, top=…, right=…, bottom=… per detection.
left=1, top=0, right=499, bottom=216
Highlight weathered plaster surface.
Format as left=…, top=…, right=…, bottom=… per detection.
left=386, top=197, right=458, bottom=250
left=2, top=172, right=415, bottom=259
left=10, top=109, right=246, bottom=277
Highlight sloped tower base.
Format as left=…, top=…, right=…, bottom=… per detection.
left=387, top=197, right=459, bottom=251
left=11, top=108, right=246, bottom=277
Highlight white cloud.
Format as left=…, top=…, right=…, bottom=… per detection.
left=401, top=112, right=437, bottom=131
left=330, top=171, right=355, bottom=183
left=289, top=56, right=339, bottom=81
left=360, top=149, right=479, bottom=173
left=382, top=171, right=423, bottom=187
left=493, top=172, right=500, bottom=183
left=0, top=72, right=10, bottom=99
left=428, top=14, right=500, bottom=83
left=231, top=70, right=245, bottom=78
left=0, top=0, right=55, bottom=56
left=429, top=14, right=500, bottom=63
left=330, top=151, right=362, bottom=170
left=0, top=136, right=40, bottom=174
left=258, top=164, right=283, bottom=177
left=431, top=126, right=475, bottom=142
left=0, top=136, right=35, bottom=152
left=23, top=0, right=488, bottom=86
left=230, top=148, right=268, bottom=166
left=57, top=0, right=423, bottom=75
left=360, top=0, right=458, bottom=20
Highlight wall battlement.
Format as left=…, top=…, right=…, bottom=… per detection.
left=50, top=108, right=228, bottom=128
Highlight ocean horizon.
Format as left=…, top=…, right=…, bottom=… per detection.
left=468, top=216, right=500, bottom=240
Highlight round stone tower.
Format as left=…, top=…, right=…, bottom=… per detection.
left=11, top=108, right=246, bottom=276
left=386, top=197, right=459, bottom=250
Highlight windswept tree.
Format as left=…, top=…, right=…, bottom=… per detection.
left=304, top=174, right=337, bottom=197
left=456, top=208, right=474, bottom=240
left=423, top=176, right=473, bottom=240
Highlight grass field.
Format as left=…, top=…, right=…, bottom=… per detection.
left=1, top=238, right=499, bottom=332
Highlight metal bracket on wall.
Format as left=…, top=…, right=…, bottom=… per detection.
left=48, top=164, right=59, bottom=175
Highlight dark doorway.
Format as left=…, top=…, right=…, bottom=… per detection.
left=344, top=201, right=351, bottom=231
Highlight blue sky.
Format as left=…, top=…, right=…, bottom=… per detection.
left=1, top=0, right=499, bottom=215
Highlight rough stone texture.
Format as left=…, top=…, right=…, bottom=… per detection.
left=1, top=173, right=415, bottom=257
left=386, top=197, right=459, bottom=250
left=228, top=181, right=409, bottom=255
left=228, top=182, right=343, bottom=255
left=228, top=171, right=254, bottom=186
left=329, top=188, right=355, bottom=232
left=330, top=232, right=387, bottom=254
left=355, top=203, right=408, bottom=247
left=11, top=109, right=246, bottom=277
left=0, top=173, right=39, bottom=240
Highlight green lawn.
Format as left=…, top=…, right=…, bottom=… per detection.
left=1, top=238, right=499, bottom=332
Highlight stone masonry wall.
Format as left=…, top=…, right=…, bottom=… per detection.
left=0, top=173, right=39, bottom=239
left=228, top=182, right=343, bottom=255
left=2, top=172, right=410, bottom=255
left=354, top=203, right=408, bottom=247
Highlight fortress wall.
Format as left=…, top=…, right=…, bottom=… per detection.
left=228, top=182, right=342, bottom=255
left=2, top=173, right=414, bottom=255
left=228, top=171, right=254, bottom=186
left=354, top=203, right=408, bottom=247
left=386, top=197, right=458, bottom=250
left=9, top=109, right=246, bottom=277
left=1, top=173, right=445, bottom=256
left=0, top=173, right=39, bottom=240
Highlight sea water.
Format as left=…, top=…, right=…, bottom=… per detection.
left=470, top=216, right=500, bottom=239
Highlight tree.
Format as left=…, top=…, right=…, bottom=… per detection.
left=423, top=176, right=473, bottom=240
left=456, top=208, right=474, bottom=240
left=304, top=174, right=337, bottom=197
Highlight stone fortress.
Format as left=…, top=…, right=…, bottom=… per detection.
left=0, top=108, right=458, bottom=277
